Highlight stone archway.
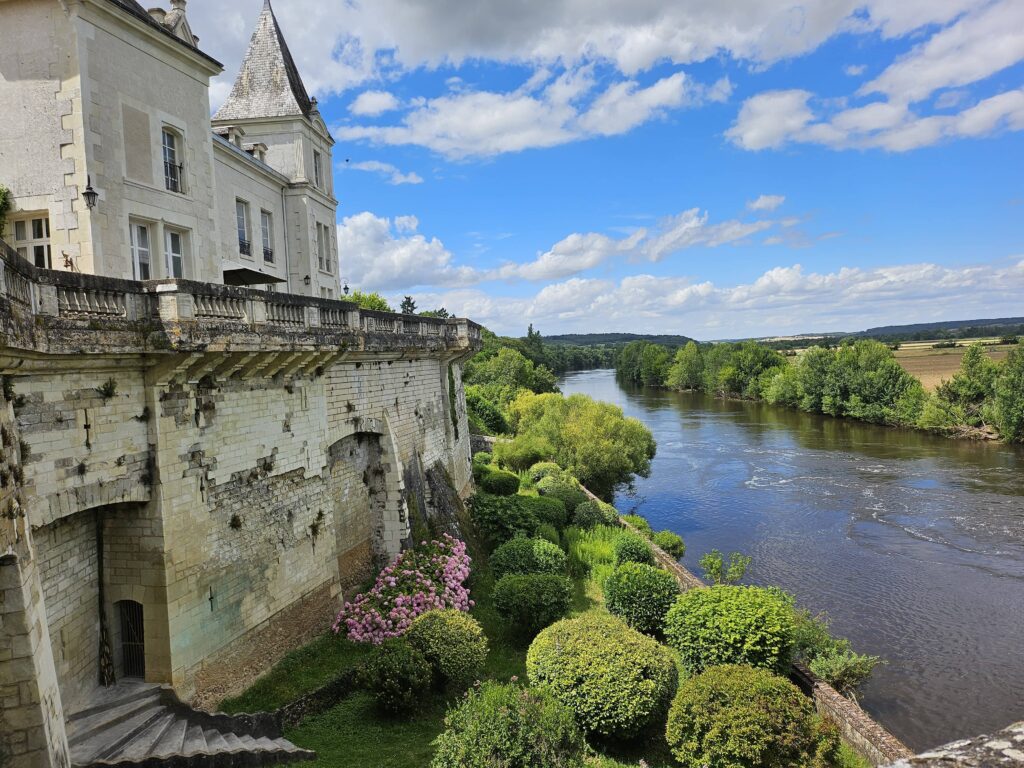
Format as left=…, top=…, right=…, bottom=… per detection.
left=327, top=427, right=409, bottom=590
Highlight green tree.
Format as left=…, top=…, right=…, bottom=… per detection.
left=699, top=550, right=751, bottom=585
left=464, top=347, right=557, bottom=410
left=639, top=344, right=671, bottom=386
left=666, top=341, right=704, bottom=390
left=420, top=307, right=450, bottom=318
left=400, top=295, right=417, bottom=314
left=349, top=290, right=393, bottom=312
left=995, top=348, right=1024, bottom=441
left=934, top=343, right=1000, bottom=427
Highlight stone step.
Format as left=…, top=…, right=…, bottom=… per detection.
left=114, top=712, right=178, bottom=761
left=67, top=691, right=162, bottom=741
left=72, top=705, right=165, bottom=764
left=148, top=715, right=190, bottom=758
left=203, top=729, right=228, bottom=752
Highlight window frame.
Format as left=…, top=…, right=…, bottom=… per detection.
left=235, top=199, right=251, bottom=257
left=10, top=214, right=52, bottom=269
left=162, top=127, right=184, bottom=193
left=129, top=220, right=153, bottom=280
left=313, top=149, right=323, bottom=189
left=260, top=210, right=274, bottom=263
left=165, top=228, right=186, bottom=279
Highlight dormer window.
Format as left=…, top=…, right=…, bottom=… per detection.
left=313, top=150, right=323, bottom=189
left=162, top=128, right=184, bottom=193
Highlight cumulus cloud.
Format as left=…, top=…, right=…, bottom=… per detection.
left=350, top=90, right=401, bottom=116
left=748, top=195, right=786, bottom=211
left=844, top=64, right=866, bottom=76
left=420, top=259, right=1024, bottom=337
left=348, top=160, right=424, bottom=185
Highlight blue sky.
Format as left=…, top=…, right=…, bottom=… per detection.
left=193, top=1, right=1023, bottom=339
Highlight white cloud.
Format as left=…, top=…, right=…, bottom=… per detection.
left=350, top=90, right=401, bottom=116
left=725, top=90, right=815, bottom=150
left=575, top=73, right=689, bottom=136
left=348, top=160, right=424, bottom=185
left=747, top=194, right=786, bottom=211
left=860, top=0, right=1024, bottom=104
left=337, top=212, right=479, bottom=290
left=844, top=64, right=866, bottom=76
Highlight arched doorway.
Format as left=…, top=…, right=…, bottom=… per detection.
left=115, top=600, right=145, bottom=678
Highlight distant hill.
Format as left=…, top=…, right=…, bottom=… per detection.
left=543, top=333, right=695, bottom=347
left=860, top=317, right=1024, bottom=337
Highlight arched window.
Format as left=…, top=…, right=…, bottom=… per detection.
left=162, top=127, right=184, bottom=193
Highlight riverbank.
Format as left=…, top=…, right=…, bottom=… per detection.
left=560, top=369, right=1024, bottom=751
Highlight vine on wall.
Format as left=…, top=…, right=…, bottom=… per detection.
left=0, top=185, right=11, bottom=239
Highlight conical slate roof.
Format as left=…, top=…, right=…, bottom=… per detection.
left=213, top=0, right=312, bottom=121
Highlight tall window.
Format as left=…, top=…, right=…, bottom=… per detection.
left=260, top=210, right=274, bottom=263
left=235, top=199, right=251, bottom=255
left=316, top=222, right=329, bottom=272
left=130, top=221, right=152, bottom=280
left=165, top=229, right=185, bottom=278
left=11, top=215, right=51, bottom=269
left=313, top=150, right=323, bottom=189
left=162, top=129, right=183, bottom=193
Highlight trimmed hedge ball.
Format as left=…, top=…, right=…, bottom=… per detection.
left=359, top=638, right=432, bottom=714
left=536, top=475, right=589, bottom=513
left=603, top=562, right=680, bottom=637
left=528, top=461, right=564, bottom=483
left=431, top=682, right=587, bottom=768
left=491, top=536, right=567, bottom=580
left=571, top=500, right=618, bottom=529
left=479, top=468, right=521, bottom=496
left=406, top=609, right=488, bottom=690
left=526, top=613, right=677, bottom=740
left=664, top=585, right=796, bottom=674
left=665, top=664, right=839, bottom=768
left=519, top=495, right=569, bottom=529
left=613, top=531, right=655, bottom=566
left=492, top=573, right=572, bottom=638
left=652, top=530, right=686, bottom=560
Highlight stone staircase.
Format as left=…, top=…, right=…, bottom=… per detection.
left=67, top=683, right=315, bottom=768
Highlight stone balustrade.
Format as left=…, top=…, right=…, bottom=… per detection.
left=0, top=238, right=482, bottom=356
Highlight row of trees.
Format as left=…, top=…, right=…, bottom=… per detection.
left=616, top=339, right=1024, bottom=442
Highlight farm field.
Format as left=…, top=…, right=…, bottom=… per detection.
left=893, top=339, right=1011, bottom=390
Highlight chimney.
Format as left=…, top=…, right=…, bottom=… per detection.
left=147, top=7, right=166, bottom=23
left=170, top=0, right=186, bottom=9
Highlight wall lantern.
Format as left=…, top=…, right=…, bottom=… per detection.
left=343, top=281, right=350, bottom=296
left=83, top=176, right=99, bottom=210
left=303, top=274, right=311, bottom=286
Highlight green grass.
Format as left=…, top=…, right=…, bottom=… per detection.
left=218, top=633, right=373, bottom=714
left=835, top=742, right=874, bottom=768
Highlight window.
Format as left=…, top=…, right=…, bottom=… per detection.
left=235, top=199, right=251, bottom=256
left=316, top=222, right=326, bottom=271
left=130, top=221, right=152, bottom=280
left=260, top=210, right=274, bottom=263
left=313, top=150, right=323, bottom=189
left=11, top=215, right=51, bottom=269
left=162, top=129, right=183, bottom=193
left=165, top=229, right=185, bottom=278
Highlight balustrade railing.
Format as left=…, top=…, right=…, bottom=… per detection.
left=193, top=293, right=247, bottom=321
left=267, top=301, right=304, bottom=326
left=57, top=286, right=128, bottom=317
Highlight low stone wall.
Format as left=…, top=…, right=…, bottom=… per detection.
left=581, top=483, right=914, bottom=767
left=885, top=721, right=1024, bottom=766
left=469, top=434, right=501, bottom=454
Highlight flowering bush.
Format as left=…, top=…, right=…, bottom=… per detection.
left=333, top=535, right=473, bottom=644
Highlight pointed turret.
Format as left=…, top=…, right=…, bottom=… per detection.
left=213, top=0, right=312, bottom=121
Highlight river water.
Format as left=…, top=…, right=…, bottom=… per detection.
left=558, top=369, right=1024, bottom=752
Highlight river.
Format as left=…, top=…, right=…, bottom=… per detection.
left=558, top=368, right=1024, bottom=752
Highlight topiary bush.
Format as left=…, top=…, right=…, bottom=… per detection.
left=603, top=562, right=680, bottom=637
left=431, top=681, right=587, bottom=768
left=571, top=500, right=617, bottom=529
left=613, top=531, right=655, bottom=566
left=492, top=573, right=572, bottom=638
left=526, top=613, right=678, bottom=740
left=621, top=514, right=652, bottom=537
left=518, top=495, right=568, bottom=529
left=664, top=585, right=795, bottom=674
left=494, top=434, right=556, bottom=472
left=652, top=530, right=686, bottom=560
left=535, top=523, right=561, bottom=549
left=406, top=609, right=488, bottom=690
left=665, top=664, right=839, bottom=768
left=359, top=638, right=432, bottom=714
left=529, top=461, right=563, bottom=483
left=473, top=451, right=493, bottom=467
left=536, top=475, right=588, bottom=513
left=470, top=494, right=538, bottom=547
left=479, top=468, right=521, bottom=496
left=491, top=536, right=567, bottom=580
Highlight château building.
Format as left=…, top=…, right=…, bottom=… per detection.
left=0, top=2, right=480, bottom=767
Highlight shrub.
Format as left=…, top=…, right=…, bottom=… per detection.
left=621, top=514, right=652, bottom=537
left=613, top=531, right=654, bottom=566
left=790, top=608, right=881, bottom=695
left=665, top=664, right=839, bottom=768
left=491, top=536, right=567, bottom=580
left=699, top=549, right=751, bottom=585
left=564, top=524, right=622, bottom=584
left=359, top=638, right=432, bottom=714
left=528, top=461, right=563, bottom=482
left=603, top=562, right=680, bottom=636
left=492, top=573, right=572, bottom=638
left=494, top=434, right=556, bottom=472
left=406, top=609, right=488, bottom=690
left=664, top=586, right=795, bottom=674
left=479, top=468, right=521, bottom=496
left=571, top=500, right=617, bottom=529
left=652, top=530, right=686, bottom=559
left=536, top=475, right=588, bottom=513
left=472, top=451, right=493, bottom=467
left=333, top=535, right=473, bottom=644
left=431, top=682, right=587, bottom=768
left=470, top=494, right=538, bottom=547
left=518, top=495, right=568, bottom=529
left=535, top=523, right=561, bottom=549
left=526, top=613, right=677, bottom=740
